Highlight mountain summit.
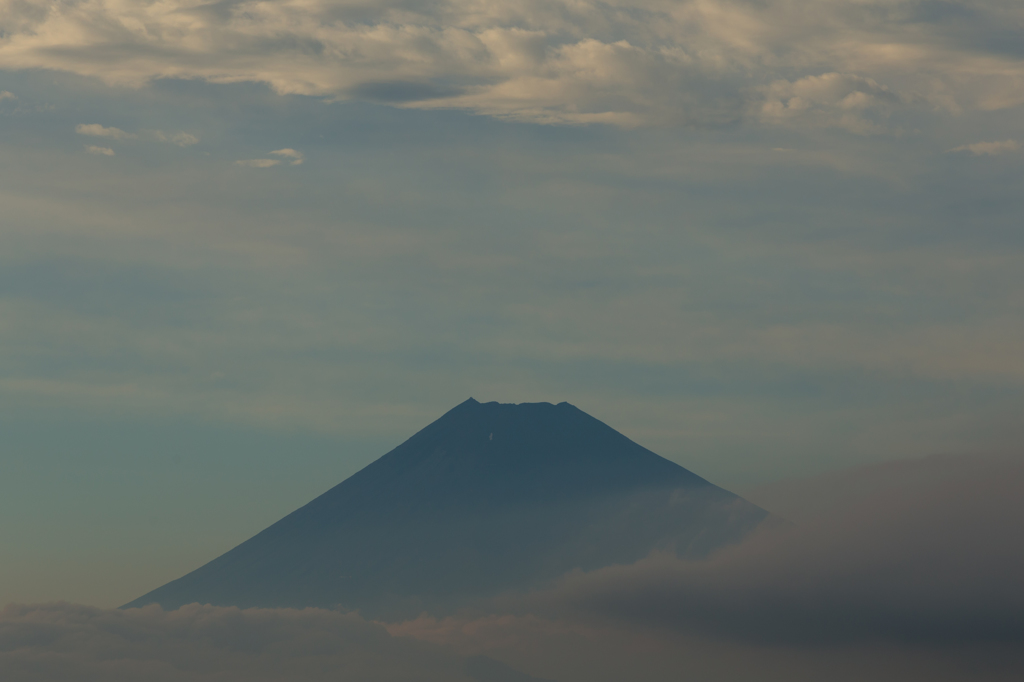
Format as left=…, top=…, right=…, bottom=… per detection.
left=125, top=399, right=768, bottom=616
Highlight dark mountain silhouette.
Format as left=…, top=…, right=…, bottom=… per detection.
left=125, top=399, right=768, bottom=617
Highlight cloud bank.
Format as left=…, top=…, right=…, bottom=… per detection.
left=0, top=603, right=477, bottom=682
left=538, top=453, right=1024, bottom=646
left=3, top=453, right=1022, bottom=681
left=1, top=0, right=1023, bottom=127
left=392, top=453, right=1024, bottom=680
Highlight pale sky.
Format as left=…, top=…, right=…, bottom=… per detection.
left=1, top=0, right=1023, bottom=608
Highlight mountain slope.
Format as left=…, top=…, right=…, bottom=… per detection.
left=125, top=399, right=768, bottom=617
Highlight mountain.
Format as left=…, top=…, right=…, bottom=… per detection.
left=125, top=399, right=769, bottom=617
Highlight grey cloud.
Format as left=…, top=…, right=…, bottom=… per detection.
left=348, top=81, right=465, bottom=103
left=948, top=139, right=1019, bottom=155
left=392, top=610, right=1024, bottom=682
left=235, top=158, right=280, bottom=167
left=534, top=453, right=1024, bottom=647
left=0, top=602, right=537, bottom=682
left=465, top=656, right=556, bottom=682
left=383, top=454, right=1024, bottom=681
left=904, top=1, right=1024, bottom=57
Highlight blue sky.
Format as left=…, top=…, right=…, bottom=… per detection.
left=1, top=0, right=1023, bottom=608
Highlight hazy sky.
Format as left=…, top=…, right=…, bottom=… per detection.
left=1, top=0, right=1023, bottom=609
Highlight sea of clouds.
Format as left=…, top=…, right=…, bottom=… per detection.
left=4, top=451, right=1021, bottom=681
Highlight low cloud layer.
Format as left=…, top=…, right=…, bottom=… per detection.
left=538, top=453, right=1024, bottom=646
left=3, top=453, right=1022, bottom=681
left=393, top=453, right=1024, bottom=680
left=1, top=0, right=1023, bottom=127
left=0, top=603, right=476, bottom=682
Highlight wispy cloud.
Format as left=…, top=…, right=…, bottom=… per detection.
left=0, top=91, right=15, bottom=101
left=948, top=139, right=1019, bottom=156
left=271, top=148, right=303, bottom=165
left=84, top=145, right=115, bottom=156
left=235, top=158, right=280, bottom=168
left=236, top=150, right=303, bottom=168
left=75, top=124, right=135, bottom=140
left=154, top=130, right=199, bottom=147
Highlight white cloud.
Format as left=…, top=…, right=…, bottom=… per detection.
left=759, top=73, right=905, bottom=135
left=155, top=130, right=200, bottom=147
left=271, top=148, right=304, bottom=165
left=235, top=159, right=281, bottom=168
left=75, top=124, right=135, bottom=139
left=85, top=145, right=115, bottom=156
left=0, top=91, right=15, bottom=101
left=948, top=139, right=1019, bottom=156
left=235, top=150, right=303, bottom=167
left=0, top=0, right=1021, bottom=128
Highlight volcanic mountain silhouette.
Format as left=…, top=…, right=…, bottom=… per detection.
left=126, top=399, right=769, bottom=617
